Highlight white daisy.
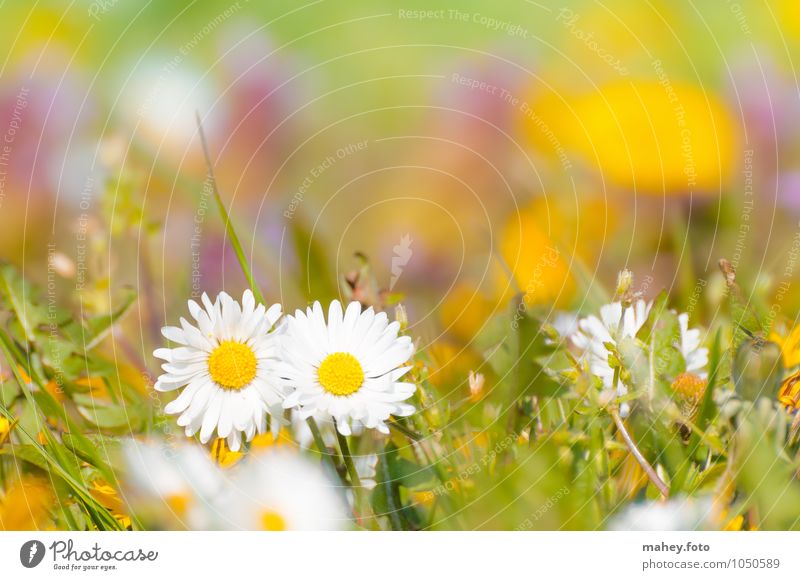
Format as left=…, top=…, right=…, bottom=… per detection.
left=153, top=290, right=283, bottom=451
left=572, top=300, right=651, bottom=406
left=679, top=312, right=709, bottom=377
left=121, top=438, right=222, bottom=530
left=608, top=496, right=717, bottom=531
left=280, top=300, right=416, bottom=436
left=353, top=453, right=378, bottom=490
left=213, top=449, right=349, bottom=530
left=572, top=300, right=708, bottom=415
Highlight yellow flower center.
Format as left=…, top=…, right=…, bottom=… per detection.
left=317, top=352, right=364, bottom=396
left=260, top=509, right=287, bottom=531
left=207, top=340, right=257, bottom=390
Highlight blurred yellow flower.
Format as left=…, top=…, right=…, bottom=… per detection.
left=498, top=205, right=575, bottom=307
left=0, top=476, right=54, bottom=530
left=524, top=81, right=736, bottom=194
left=44, top=379, right=66, bottom=403
left=0, top=416, right=11, bottom=445
left=767, top=326, right=800, bottom=411
left=90, top=480, right=132, bottom=529
left=411, top=490, right=436, bottom=507
left=616, top=453, right=648, bottom=500
left=777, top=0, right=800, bottom=38
left=723, top=514, right=745, bottom=531
left=211, top=438, right=244, bottom=469
left=250, top=429, right=294, bottom=449
left=439, top=283, right=497, bottom=343
left=769, top=326, right=800, bottom=368
left=427, top=340, right=485, bottom=391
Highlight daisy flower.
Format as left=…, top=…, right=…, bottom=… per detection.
left=572, top=300, right=708, bottom=415
left=154, top=290, right=283, bottom=451
left=608, top=496, right=716, bottom=531
left=678, top=312, right=709, bottom=376
left=121, top=439, right=222, bottom=530
left=280, top=300, right=416, bottom=435
left=213, top=449, right=348, bottom=530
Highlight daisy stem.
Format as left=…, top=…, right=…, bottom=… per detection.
left=334, top=424, right=374, bottom=526
left=388, top=419, right=422, bottom=441
left=195, top=112, right=265, bottom=304
left=335, top=428, right=362, bottom=488
left=610, top=409, right=669, bottom=498
left=305, top=417, right=344, bottom=480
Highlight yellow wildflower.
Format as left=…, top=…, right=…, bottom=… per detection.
left=769, top=326, right=800, bottom=369
left=210, top=437, right=244, bottom=468
left=0, top=416, right=11, bottom=445
left=523, top=81, right=736, bottom=194
left=0, top=476, right=54, bottom=530
left=439, top=283, right=497, bottom=343
left=90, top=479, right=132, bottom=528
left=498, top=204, right=575, bottom=308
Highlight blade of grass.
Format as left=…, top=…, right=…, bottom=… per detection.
left=195, top=112, right=264, bottom=304
left=0, top=332, right=122, bottom=529
left=305, top=416, right=345, bottom=485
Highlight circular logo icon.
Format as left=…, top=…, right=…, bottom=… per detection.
left=19, top=540, right=45, bottom=568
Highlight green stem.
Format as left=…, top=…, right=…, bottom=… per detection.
left=335, top=425, right=362, bottom=489
left=334, top=422, right=375, bottom=527
left=388, top=419, right=422, bottom=441
left=611, top=409, right=669, bottom=498
left=305, top=417, right=344, bottom=481
left=195, top=113, right=264, bottom=304
left=0, top=335, right=122, bottom=529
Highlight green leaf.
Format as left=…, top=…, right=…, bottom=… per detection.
left=0, top=444, right=50, bottom=470
left=696, top=328, right=723, bottom=431
left=734, top=405, right=800, bottom=530
left=718, top=258, right=765, bottom=347
left=196, top=115, right=265, bottom=304
left=0, top=264, right=47, bottom=342
left=372, top=442, right=412, bottom=530
left=733, top=338, right=782, bottom=402
left=73, top=394, right=143, bottom=429
left=81, top=286, right=137, bottom=351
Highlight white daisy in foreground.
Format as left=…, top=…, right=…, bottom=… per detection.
left=572, top=300, right=708, bottom=416
left=608, top=496, right=717, bottom=531
left=121, top=439, right=222, bottom=530
left=280, top=300, right=416, bottom=435
left=213, top=449, right=349, bottom=530
left=154, top=290, right=283, bottom=451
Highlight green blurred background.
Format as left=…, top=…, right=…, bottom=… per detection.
left=1, top=0, right=799, bottom=349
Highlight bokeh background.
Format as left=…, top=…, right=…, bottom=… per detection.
left=1, top=0, right=799, bottom=418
